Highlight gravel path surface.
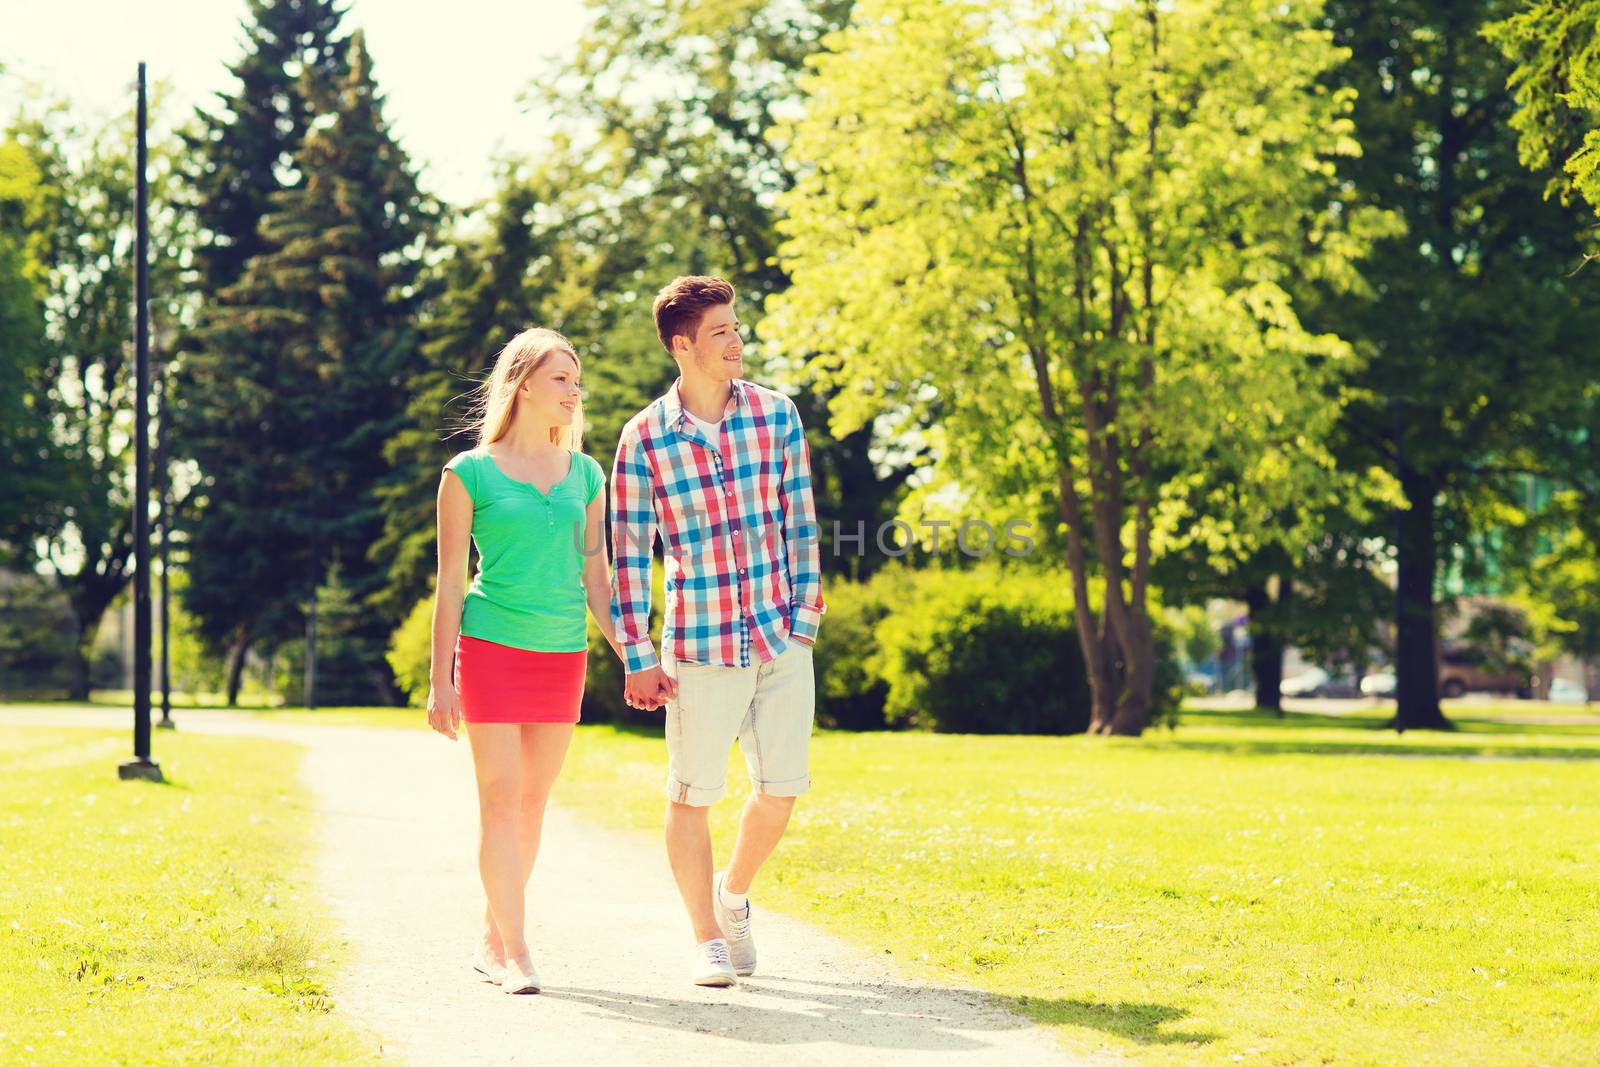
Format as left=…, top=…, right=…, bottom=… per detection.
left=17, top=708, right=1094, bottom=1066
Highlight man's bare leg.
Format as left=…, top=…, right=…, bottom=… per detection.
left=724, top=792, right=796, bottom=895
left=665, top=799, right=722, bottom=942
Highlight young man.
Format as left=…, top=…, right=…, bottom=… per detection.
left=609, top=275, right=825, bottom=987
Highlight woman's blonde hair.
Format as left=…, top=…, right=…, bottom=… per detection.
left=471, top=327, right=583, bottom=451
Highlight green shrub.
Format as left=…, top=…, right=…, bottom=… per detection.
left=814, top=568, right=915, bottom=730
left=819, top=564, right=1182, bottom=735
left=875, top=567, right=1092, bottom=733
left=276, top=567, right=397, bottom=706
left=580, top=614, right=629, bottom=723
left=387, top=594, right=433, bottom=707
left=0, top=571, right=76, bottom=697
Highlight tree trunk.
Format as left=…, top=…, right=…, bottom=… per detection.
left=1086, top=614, right=1121, bottom=733
left=368, top=663, right=402, bottom=707
left=1392, top=470, right=1452, bottom=731
left=225, top=633, right=252, bottom=708
left=304, top=587, right=318, bottom=710
left=1052, top=463, right=1116, bottom=732
left=1081, top=429, right=1152, bottom=735
left=1101, top=701, right=1147, bottom=735
left=1108, top=608, right=1154, bottom=735
left=63, top=585, right=121, bottom=701
left=304, top=528, right=320, bottom=710
left=66, top=622, right=92, bottom=702
left=1245, top=578, right=1289, bottom=716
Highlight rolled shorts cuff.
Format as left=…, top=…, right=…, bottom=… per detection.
left=754, top=773, right=810, bottom=798
left=665, top=776, right=725, bottom=807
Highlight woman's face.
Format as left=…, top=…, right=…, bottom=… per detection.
left=517, top=349, right=582, bottom=428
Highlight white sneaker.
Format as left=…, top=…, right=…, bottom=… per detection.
left=692, top=938, right=737, bottom=987
left=713, top=871, right=756, bottom=977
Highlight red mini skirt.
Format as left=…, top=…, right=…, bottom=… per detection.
left=454, top=635, right=585, bottom=724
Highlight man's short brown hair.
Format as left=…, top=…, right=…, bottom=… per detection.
left=652, top=275, right=736, bottom=355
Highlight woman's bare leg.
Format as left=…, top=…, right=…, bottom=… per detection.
left=477, top=723, right=575, bottom=965
left=466, top=722, right=529, bottom=968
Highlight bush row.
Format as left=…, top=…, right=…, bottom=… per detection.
left=390, top=564, right=1180, bottom=734
left=816, top=565, right=1181, bottom=733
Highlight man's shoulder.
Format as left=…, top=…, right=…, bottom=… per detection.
left=619, top=399, right=665, bottom=444
left=738, top=379, right=800, bottom=421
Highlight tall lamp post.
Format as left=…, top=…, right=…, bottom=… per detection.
left=120, top=61, right=162, bottom=782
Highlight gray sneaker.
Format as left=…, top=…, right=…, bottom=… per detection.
left=713, top=870, right=756, bottom=976
left=693, top=938, right=737, bottom=987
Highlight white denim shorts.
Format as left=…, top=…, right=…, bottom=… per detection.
left=661, top=639, right=816, bottom=806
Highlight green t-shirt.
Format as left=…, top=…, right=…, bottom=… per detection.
left=444, top=448, right=605, bottom=653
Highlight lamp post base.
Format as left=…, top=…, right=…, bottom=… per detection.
left=118, top=758, right=164, bottom=782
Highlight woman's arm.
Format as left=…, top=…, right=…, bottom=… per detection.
left=429, top=469, right=473, bottom=739
left=582, top=491, right=623, bottom=662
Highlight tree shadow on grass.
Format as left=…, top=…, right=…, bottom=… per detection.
left=991, top=993, right=1219, bottom=1046
left=1157, top=736, right=1600, bottom=760
left=1167, top=707, right=1600, bottom=760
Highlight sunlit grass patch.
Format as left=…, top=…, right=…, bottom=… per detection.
left=0, top=727, right=371, bottom=1065
left=556, top=719, right=1600, bottom=1066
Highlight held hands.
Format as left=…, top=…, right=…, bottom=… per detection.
left=624, top=665, right=677, bottom=711
left=427, top=682, right=462, bottom=740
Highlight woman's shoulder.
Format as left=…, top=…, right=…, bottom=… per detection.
left=443, top=449, right=489, bottom=499
left=445, top=447, right=486, bottom=471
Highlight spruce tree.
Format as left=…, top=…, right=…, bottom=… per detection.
left=176, top=0, right=349, bottom=701
left=196, top=31, right=432, bottom=704
left=184, top=0, right=347, bottom=292
left=373, top=177, right=544, bottom=618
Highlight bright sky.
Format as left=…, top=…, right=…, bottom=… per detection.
left=2, top=0, right=596, bottom=207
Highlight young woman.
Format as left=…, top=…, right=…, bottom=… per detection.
left=427, top=327, right=621, bottom=994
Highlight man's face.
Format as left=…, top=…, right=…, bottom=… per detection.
left=676, top=303, right=743, bottom=383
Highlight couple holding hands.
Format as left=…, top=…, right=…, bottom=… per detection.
left=427, top=276, right=825, bottom=995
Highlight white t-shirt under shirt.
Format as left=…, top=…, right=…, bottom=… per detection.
left=685, top=410, right=724, bottom=440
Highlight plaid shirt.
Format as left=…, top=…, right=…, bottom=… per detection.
left=609, top=378, right=825, bottom=672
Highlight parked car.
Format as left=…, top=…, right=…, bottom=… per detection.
left=1281, top=668, right=1363, bottom=699
left=1360, top=671, right=1396, bottom=698
left=1437, top=645, right=1533, bottom=700
left=1548, top=678, right=1590, bottom=705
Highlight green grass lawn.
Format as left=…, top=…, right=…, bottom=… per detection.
left=16, top=701, right=1600, bottom=1064
left=549, top=707, right=1600, bottom=1067
left=0, top=727, right=375, bottom=1066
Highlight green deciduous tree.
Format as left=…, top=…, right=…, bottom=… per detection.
left=1515, top=496, right=1600, bottom=700
left=13, top=102, right=188, bottom=699
left=524, top=0, right=914, bottom=568
left=0, top=129, right=61, bottom=565
left=375, top=157, right=659, bottom=618
left=772, top=0, right=1390, bottom=734
left=1486, top=0, right=1600, bottom=248
left=1321, top=0, right=1600, bottom=730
